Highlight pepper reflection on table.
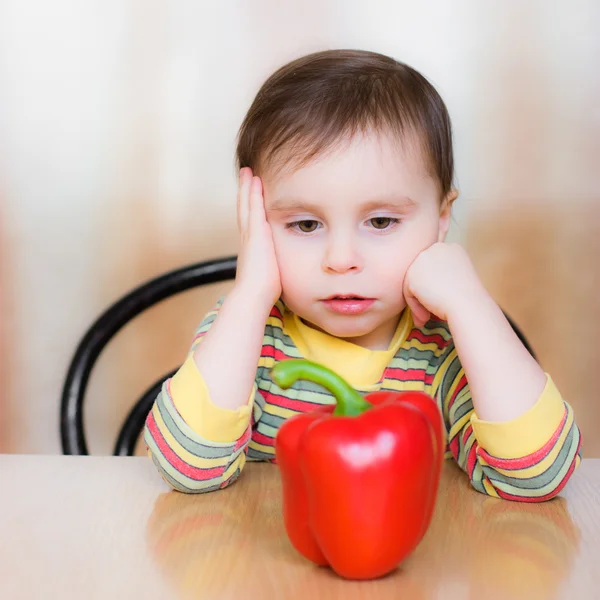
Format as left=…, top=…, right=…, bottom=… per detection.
left=145, top=463, right=579, bottom=599
left=444, top=479, right=581, bottom=600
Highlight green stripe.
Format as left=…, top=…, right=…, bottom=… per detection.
left=256, top=422, right=279, bottom=439
left=469, top=462, right=487, bottom=494
left=388, top=353, right=433, bottom=370
left=259, top=412, right=286, bottom=430
left=449, top=389, right=472, bottom=424
left=459, top=426, right=477, bottom=470
left=258, top=378, right=335, bottom=404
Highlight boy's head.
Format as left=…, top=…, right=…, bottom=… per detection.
left=236, top=49, right=458, bottom=349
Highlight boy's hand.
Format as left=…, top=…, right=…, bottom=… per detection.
left=403, top=243, right=486, bottom=328
left=235, top=168, right=282, bottom=308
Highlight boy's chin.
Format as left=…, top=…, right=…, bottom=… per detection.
left=306, top=314, right=381, bottom=339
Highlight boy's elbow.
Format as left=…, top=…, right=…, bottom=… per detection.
left=146, top=443, right=246, bottom=494
left=143, top=417, right=247, bottom=495
left=474, top=442, right=582, bottom=503
left=525, top=450, right=582, bottom=503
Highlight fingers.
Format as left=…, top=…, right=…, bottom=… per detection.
left=237, top=167, right=252, bottom=233
left=406, top=295, right=430, bottom=328
left=248, top=175, right=266, bottom=230
left=237, top=168, right=266, bottom=235
left=404, top=284, right=430, bottom=328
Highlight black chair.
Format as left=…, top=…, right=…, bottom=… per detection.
left=60, top=255, right=536, bottom=456
left=60, top=256, right=237, bottom=456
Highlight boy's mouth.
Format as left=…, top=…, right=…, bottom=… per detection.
left=324, top=294, right=366, bottom=300
left=322, top=295, right=375, bottom=315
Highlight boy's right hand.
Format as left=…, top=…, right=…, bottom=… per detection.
left=235, top=168, right=282, bottom=308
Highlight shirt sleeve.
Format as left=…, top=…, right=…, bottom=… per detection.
left=143, top=297, right=264, bottom=493
left=432, top=344, right=582, bottom=502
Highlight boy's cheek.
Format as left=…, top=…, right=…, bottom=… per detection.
left=277, top=246, right=310, bottom=275
left=271, top=229, right=303, bottom=260
left=280, top=264, right=313, bottom=296
left=274, top=237, right=319, bottom=272
left=369, top=251, right=410, bottom=290
left=277, top=251, right=312, bottom=293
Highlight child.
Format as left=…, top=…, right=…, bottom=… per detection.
left=144, top=49, right=581, bottom=500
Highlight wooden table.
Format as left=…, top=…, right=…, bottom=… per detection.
left=0, top=455, right=599, bottom=599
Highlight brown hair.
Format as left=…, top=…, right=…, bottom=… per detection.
left=236, top=49, right=454, bottom=197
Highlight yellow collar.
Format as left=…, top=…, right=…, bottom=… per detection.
left=283, top=308, right=413, bottom=389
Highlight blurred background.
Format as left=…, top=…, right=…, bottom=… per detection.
left=0, top=0, right=598, bottom=456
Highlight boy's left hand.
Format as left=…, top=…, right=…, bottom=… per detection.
left=403, top=243, right=486, bottom=328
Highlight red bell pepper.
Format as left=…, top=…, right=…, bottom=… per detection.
left=272, top=359, right=444, bottom=580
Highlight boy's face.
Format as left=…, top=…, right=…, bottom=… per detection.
left=263, top=132, right=453, bottom=350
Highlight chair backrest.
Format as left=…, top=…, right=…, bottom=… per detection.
left=60, top=256, right=237, bottom=455
left=61, top=255, right=536, bottom=456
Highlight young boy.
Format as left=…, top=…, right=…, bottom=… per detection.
left=144, top=49, right=581, bottom=501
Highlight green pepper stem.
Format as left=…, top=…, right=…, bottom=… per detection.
left=271, top=359, right=372, bottom=417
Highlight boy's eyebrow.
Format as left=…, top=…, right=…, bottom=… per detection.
left=268, top=198, right=323, bottom=213
left=268, top=195, right=418, bottom=213
left=360, top=196, right=418, bottom=212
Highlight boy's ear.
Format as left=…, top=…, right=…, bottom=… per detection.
left=437, top=189, right=459, bottom=243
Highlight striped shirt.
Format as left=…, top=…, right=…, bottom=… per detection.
left=144, top=298, right=581, bottom=501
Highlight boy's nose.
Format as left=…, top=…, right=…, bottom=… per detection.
left=322, top=236, right=363, bottom=274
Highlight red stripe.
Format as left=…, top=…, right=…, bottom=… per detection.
left=462, top=424, right=473, bottom=446
left=233, top=425, right=252, bottom=451
left=477, top=407, right=569, bottom=470
left=447, top=375, right=467, bottom=411
left=467, top=440, right=477, bottom=478
left=383, top=368, right=435, bottom=385
left=493, top=447, right=580, bottom=502
left=269, top=304, right=284, bottom=320
left=260, top=345, right=295, bottom=362
left=146, top=412, right=227, bottom=481
left=262, top=389, right=331, bottom=413
left=407, top=329, right=450, bottom=348
left=252, top=431, right=274, bottom=446
left=449, top=435, right=460, bottom=461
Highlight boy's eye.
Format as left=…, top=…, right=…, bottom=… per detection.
left=288, top=220, right=320, bottom=233
left=369, top=217, right=398, bottom=229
